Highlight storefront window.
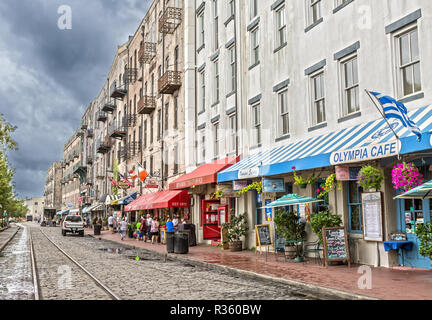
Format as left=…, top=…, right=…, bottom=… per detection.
left=347, top=181, right=363, bottom=233
left=314, top=179, right=329, bottom=212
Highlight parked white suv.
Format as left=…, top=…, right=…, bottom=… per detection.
left=62, top=215, right=84, bottom=237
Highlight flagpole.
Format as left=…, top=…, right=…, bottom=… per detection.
left=365, top=89, right=401, bottom=159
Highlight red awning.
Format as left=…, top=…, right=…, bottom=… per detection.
left=169, top=156, right=240, bottom=190
left=125, top=190, right=190, bottom=211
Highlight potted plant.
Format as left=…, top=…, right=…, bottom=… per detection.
left=310, top=211, right=342, bottom=245
left=236, top=181, right=263, bottom=195
left=392, top=162, right=424, bottom=192
left=222, top=213, right=249, bottom=252
left=292, top=167, right=320, bottom=189
left=416, top=223, right=432, bottom=266
left=274, top=208, right=306, bottom=260
left=102, top=217, right=109, bottom=230
left=127, top=222, right=137, bottom=238
left=357, top=165, right=384, bottom=191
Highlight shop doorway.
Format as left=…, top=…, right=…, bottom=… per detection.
left=397, top=198, right=432, bottom=269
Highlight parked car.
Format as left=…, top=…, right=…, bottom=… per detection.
left=62, top=215, right=84, bottom=237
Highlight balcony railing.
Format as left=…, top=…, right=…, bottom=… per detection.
left=87, top=128, right=94, bottom=138
left=81, top=121, right=88, bottom=130
left=96, top=139, right=110, bottom=154
left=125, top=68, right=138, bottom=84
left=159, top=7, right=183, bottom=34
left=158, top=70, right=182, bottom=94
left=137, top=96, right=156, bottom=115
left=87, top=156, right=93, bottom=165
left=127, top=114, right=137, bottom=127
left=138, top=42, right=156, bottom=64
left=108, top=120, right=127, bottom=139
left=101, top=98, right=116, bottom=113
left=110, top=81, right=127, bottom=100
left=97, top=110, right=108, bottom=122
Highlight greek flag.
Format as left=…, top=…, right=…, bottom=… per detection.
left=370, top=91, right=422, bottom=142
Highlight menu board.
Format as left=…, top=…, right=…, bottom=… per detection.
left=255, top=224, right=273, bottom=247
left=361, top=192, right=383, bottom=242
left=322, top=227, right=351, bottom=267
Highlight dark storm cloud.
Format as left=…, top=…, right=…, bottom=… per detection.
left=0, top=0, right=151, bottom=198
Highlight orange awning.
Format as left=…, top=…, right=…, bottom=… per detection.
left=169, top=156, right=240, bottom=190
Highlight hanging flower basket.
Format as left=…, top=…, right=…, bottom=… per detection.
left=357, top=165, right=384, bottom=191
left=292, top=167, right=320, bottom=188
left=318, top=174, right=342, bottom=199
left=392, top=162, right=424, bottom=192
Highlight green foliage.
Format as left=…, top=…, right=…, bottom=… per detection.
left=211, top=190, right=224, bottom=200
left=310, top=211, right=342, bottom=244
left=0, top=113, right=17, bottom=152
left=222, top=212, right=249, bottom=243
left=127, top=222, right=137, bottom=238
left=236, top=181, right=263, bottom=195
left=357, top=165, right=384, bottom=190
left=292, top=169, right=320, bottom=186
left=274, top=208, right=306, bottom=242
left=112, top=158, right=119, bottom=196
left=318, top=174, right=342, bottom=198
left=416, top=223, right=432, bottom=259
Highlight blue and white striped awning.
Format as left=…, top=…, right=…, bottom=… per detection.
left=218, top=105, right=432, bottom=183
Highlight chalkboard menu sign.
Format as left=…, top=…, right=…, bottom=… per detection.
left=255, top=224, right=273, bottom=247
left=322, top=227, right=351, bottom=268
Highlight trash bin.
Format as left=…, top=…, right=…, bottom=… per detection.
left=166, top=232, right=175, bottom=253
left=178, top=224, right=197, bottom=247
left=174, top=232, right=189, bottom=254
left=94, top=224, right=102, bottom=236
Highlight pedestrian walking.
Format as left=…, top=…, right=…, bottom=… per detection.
left=172, top=215, right=179, bottom=231
left=146, top=214, right=153, bottom=242
left=166, top=218, right=174, bottom=232
left=150, top=218, right=159, bottom=244
left=139, top=216, right=147, bottom=241
left=120, top=218, right=127, bottom=241
left=108, top=214, right=114, bottom=233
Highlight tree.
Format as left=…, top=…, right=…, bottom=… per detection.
left=0, top=113, right=17, bottom=152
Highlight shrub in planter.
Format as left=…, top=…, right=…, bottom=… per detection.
left=310, top=211, right=342, bottom=244
left=392, top=162, right=424, bottom=192
left=127, top=222, right=137, bottom=238
left=416, top=223, right=432, bottom=264
left=274, top=208, right=306, bottom=258
left=357, top=165, right=384, bottom=191
left=222, top=213, right=249, bottom=252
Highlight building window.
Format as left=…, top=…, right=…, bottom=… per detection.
left=213, top=0, right=219, bottom=50
left=165, top=102, right=169, bottom=131
left=200, top=130, right=206, bottom=163
left=214, top=60, right=220, bottom=102
left=228, top=0, right=235, bottom=17
left=229, top=46, right=236, bottom=93
left=311, top=72, right=326, bottom=125
left=150, top=115, right=154, bottom=144
left=150, top=155, right=154, bottom=176
left=250, top=0, right=258, bottom=20
left=144, top=119, right=147, bottom=149
left=198, top=13, right=205, bottom=48
left=214, top=122, right=220, bottom=157
left=397, top=28, right=421, bottom=97
left=173, top=144, right=179, bottom=175
left=174, top=97, right=178, bottom=130
left=251, top=103, right=261, bottom=146
left=347, top=181, right=363, bottom=233
left=229, top=114, right=236, bottom=153
left=157, top=110, right=162, bottom=141
left=164, top=149, right=169, bottom=179
left=342, top=56, right=359, bottom=115
left=278, top=90, right=289, bottom=137
left=199, top=71, right=206, bottom=113
left=275, top=5, right=286, bottom=48
left=250, top=28, right=259, bottom=66
left=307, top=0, right=322, bottom=26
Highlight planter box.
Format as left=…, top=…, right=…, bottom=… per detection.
left=229, top=241, right=243, bottom=252
left=285, top=246, right=297, bottom=259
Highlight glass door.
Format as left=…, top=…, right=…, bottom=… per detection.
left=398, top=198, right=432, bottom=269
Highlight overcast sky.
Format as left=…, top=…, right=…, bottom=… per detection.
left=0, top=0, right=150, bottom=199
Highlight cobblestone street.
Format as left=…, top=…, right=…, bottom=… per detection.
left=0, top=223, right=344, bottom=300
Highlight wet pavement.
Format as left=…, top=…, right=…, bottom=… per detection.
left=87, top=229, right=432, bottom=300
left=0, top=225, right=35, bottom=299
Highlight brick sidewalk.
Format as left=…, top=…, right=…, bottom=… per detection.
left=85, top=228, right=432, bottom=300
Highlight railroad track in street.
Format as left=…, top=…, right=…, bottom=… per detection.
left=30, top=226, right=121, bottom=300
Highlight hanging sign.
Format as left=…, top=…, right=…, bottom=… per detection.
left=330, top=141, right=401, bottom=165
left=233, top=180, right=248, bottom=191
left=336, top=166, right=362, bottom=181
left=262, top=178, right=285, bottom=193
left=361, top=192, right=384, bottom=242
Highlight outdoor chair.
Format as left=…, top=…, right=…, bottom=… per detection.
left=274, top=237, right=287, bottom=262
left=303, top=241, right=322, bottom=265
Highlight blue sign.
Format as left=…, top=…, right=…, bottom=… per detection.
left=262, top=178, right=285, bottom=193
left=265, top=199, right=272, bottom=221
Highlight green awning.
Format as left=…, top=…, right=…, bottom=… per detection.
left=260, top=194, right=323, bottom=209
